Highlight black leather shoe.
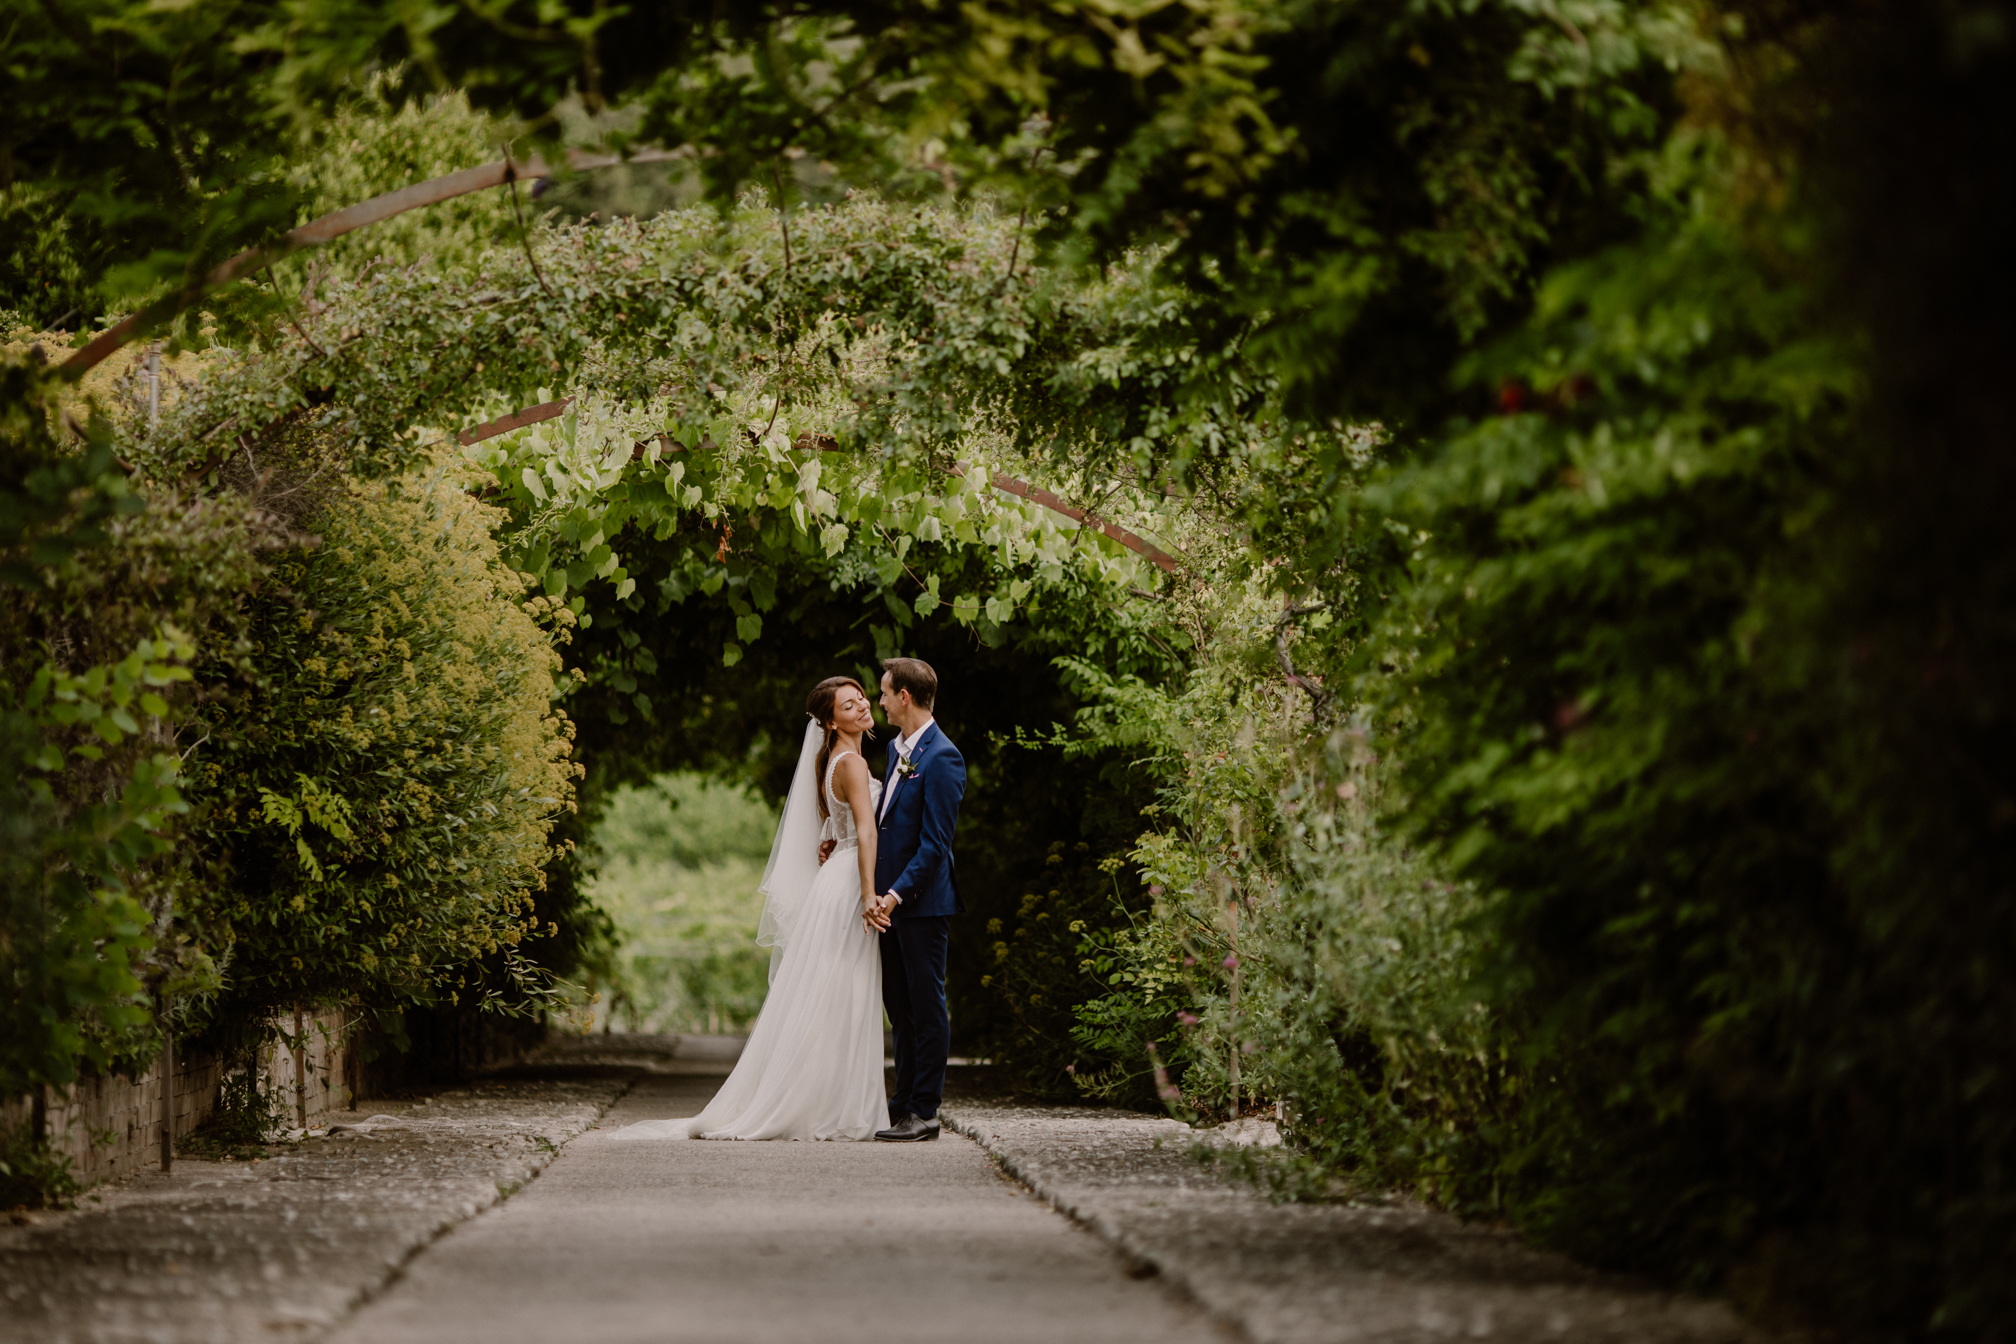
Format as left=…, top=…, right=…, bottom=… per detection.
left=874, top=1113, right=941, bottom=1142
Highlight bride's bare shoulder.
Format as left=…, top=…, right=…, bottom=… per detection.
left=830, top=748, right=872, bottom=801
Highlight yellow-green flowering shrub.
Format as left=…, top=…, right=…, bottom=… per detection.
left=182, top=457, right=579, bottom=1022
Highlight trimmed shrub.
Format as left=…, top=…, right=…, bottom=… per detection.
left=180, top=459, right=580, bottom=1027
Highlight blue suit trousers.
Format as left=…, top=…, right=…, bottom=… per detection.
left=881, top=915, right=951, bottom=1120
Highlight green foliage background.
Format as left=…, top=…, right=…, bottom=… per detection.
left=586, top=773, right=775, bottom=1033
left=175, top=462, right=581, bottom=1030
left=4, top=3, right=2014, bottom=1337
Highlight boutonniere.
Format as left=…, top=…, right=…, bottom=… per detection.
left=895, top=756, right=919, bottom=780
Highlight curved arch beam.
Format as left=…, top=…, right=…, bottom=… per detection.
left=64, top=156, right=1183, bottom=574
left=62, top=149, right=687, bottom=379
left=458, top=397, right=575, bottom=445
left=457, top=402, right=1179, bottom=572
left=963, top=468, right=1179, bottom=573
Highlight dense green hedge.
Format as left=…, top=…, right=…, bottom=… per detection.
left=1054, top=9, right=2016, bottom=1337
left=0, top=360, right=262, bottom=1104
left=6, top=6, right=2013, bottom=1336
left=176, top=461, right=580, bottom=1028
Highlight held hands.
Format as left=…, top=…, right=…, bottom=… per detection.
left=818, top=839, right=837, bottom=866
left=860, top=893, right=896, bottom=935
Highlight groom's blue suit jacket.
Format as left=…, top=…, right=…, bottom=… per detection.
left=875, top=722, right=965, bottom=919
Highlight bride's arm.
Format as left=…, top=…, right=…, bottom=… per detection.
left=833, top=754, right=881, bottom=919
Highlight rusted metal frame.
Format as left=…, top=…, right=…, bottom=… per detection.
left=56, top=146, right=1181, bottom=574
left=459, top=397, right=576, bottom=446
left=62, top=149, right=689, bottom=379
left=456, top=401, right=833, bottom=457
left=966, top=468, right=1180, bottom=572
left=461, top=402, right=1177, bottom=571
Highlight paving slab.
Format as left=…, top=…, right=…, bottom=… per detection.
left=0, top=1060, right=636, bottom=1344
left=321, top=1068, right=1229, bottom=1344
left=4, top=1035, right=1769, bottom=1344
left=942, top=1101, right=1763, bottom=1344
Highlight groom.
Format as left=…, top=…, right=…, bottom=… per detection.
left=864, top=657, right=964, bottom=1142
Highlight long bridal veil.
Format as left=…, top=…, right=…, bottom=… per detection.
left=609, top=711, right=887, bottom=1142
left=753, top=717, right=825, bottom=983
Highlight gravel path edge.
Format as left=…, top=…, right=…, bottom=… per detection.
left=940, top=1106, right=1238, bottom=1330
left=940, top=1102, right=1762, bottom=1344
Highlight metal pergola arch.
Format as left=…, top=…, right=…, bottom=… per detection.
left=63, top=152, right=1179, bottom=573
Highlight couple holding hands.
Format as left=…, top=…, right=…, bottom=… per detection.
left=614, top=657, right=963, bottom=1145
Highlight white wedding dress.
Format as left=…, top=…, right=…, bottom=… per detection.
left=611, top=729, right=889, bottom=1142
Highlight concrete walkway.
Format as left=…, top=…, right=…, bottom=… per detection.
left=325, top=1066, right=1225, bottom=1344
left=0, top=1071, right=630, bottom=1344
left=949, top=1104, right=1758, bottom=1344
left=6, top=1034, right=1765, bottom=1344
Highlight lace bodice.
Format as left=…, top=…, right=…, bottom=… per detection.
left=821, top=750, right=881, bottom=849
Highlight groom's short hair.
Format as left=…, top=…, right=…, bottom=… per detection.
left=881, top=657, right=937, bottom=710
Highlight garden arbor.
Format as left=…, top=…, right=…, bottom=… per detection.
left=108, top=191, right=1247, bottom=1056
left=133, top=192, right=1223, bottom=631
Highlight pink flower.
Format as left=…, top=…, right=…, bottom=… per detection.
left=1177, top=1011, right=1200, bottom=1027
left=1222, top=954, right=1240, bottom=970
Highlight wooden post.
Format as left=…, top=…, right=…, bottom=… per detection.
left=158, top=1008, right=175, bottom=1172
left=1227, top=897, right=1241, bottom=1123
left=292, top=1007, right=308, bottom=1129
left=346, top=1010, right=361, bottom=1111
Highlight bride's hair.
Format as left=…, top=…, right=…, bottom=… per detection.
left=806, top=675, right=868, bottom=819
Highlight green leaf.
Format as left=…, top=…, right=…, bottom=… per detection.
left=295, top=835, right=325, bottom=882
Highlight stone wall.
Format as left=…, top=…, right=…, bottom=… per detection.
left=0, top=1010, right=353, bottom=1189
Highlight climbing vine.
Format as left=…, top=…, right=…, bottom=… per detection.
left=138, top=194, right=1290, bottom=669
left=7, top=192, right=1281, bottom=1099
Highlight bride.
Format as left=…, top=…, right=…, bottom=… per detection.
left=611, top=676, right=890, bottom=1141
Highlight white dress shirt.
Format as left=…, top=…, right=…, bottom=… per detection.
left=879, top=717, right=935, bottom=822
left=879, top=716, right=935, bottom=903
